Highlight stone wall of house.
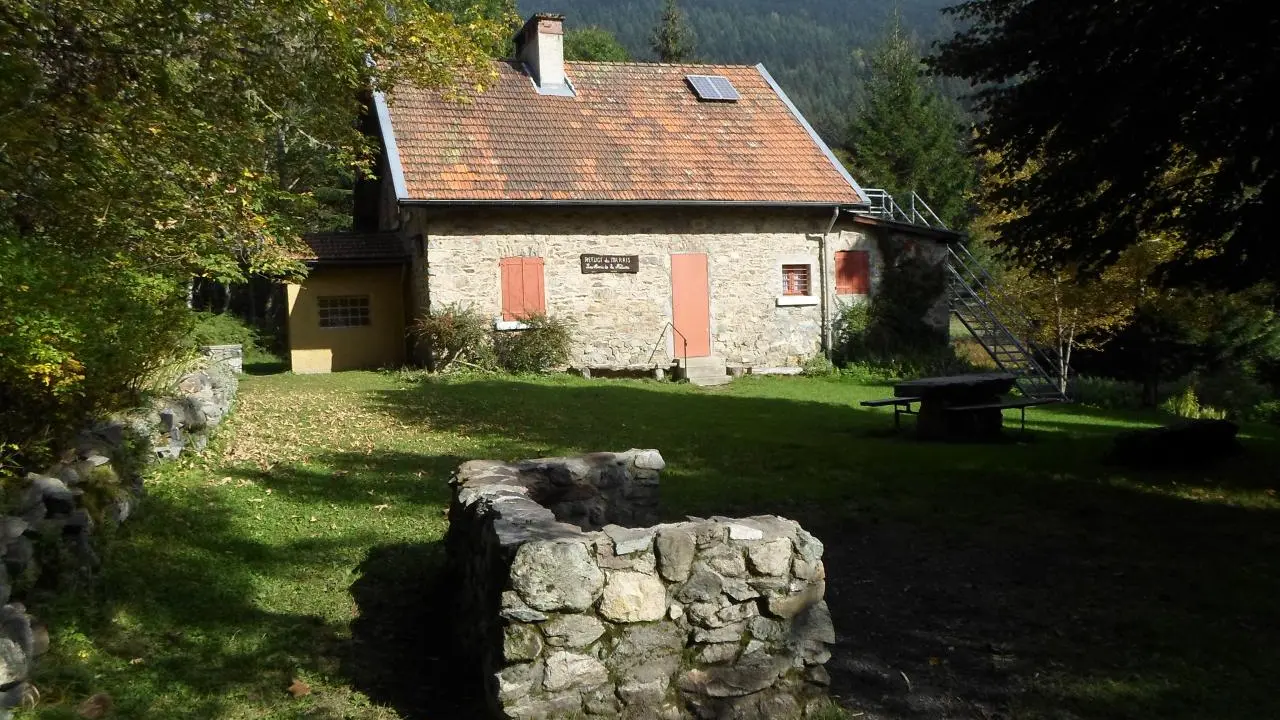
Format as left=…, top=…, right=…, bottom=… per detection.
left=408, top=207, right=912, bottom=370
left=0, top=362, right=239, bottom=712
left=447, top=450, right=834, bottom=719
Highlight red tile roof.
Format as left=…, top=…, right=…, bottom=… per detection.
left=384, top=61, right=864, bottom=206
left=300, top=232, right=407, bottom=262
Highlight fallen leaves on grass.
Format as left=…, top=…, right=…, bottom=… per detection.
left=77, top=693, right=113, bottom=719
left=287, top=678, right=312, bottom=698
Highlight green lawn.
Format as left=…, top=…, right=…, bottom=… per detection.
left=22, top=372, right=1280, bottom=719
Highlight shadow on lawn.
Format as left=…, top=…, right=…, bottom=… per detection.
left=344, top=541, right=489, bottom=718
left=32, top=492, right=357, bottom=719
left=34, top=376, right=1280, bottom=719
left=357, top=377, right=1280, bottom=720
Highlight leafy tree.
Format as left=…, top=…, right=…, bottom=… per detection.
left=565, top=27, right=631, bottom=62
left=650, top=0, right=696, bottom=62
left=932, top=0, right=1280, bottom=290
left=970, top=152, right=1168, bottom=390
left=1095, top=290, right=1280, bottom=407
left=0, top=0, right=510, bottom=467
left=846, top=18, right=974, bottom=227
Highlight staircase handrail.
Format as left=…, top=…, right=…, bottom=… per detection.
left=946, top=244, right=1071, bottom=398
left=906, top=192, right=945, bottom=228
left=646, top=322, right=689, bottom=369
left=861, top=189, right=947, bottom=229
left=949, top=244, right=1042, bottom=340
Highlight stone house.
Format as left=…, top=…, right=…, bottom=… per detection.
left=285, top=13, right=957, bottom=378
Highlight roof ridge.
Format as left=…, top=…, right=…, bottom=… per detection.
left=504, top=58, right=761, bottom=71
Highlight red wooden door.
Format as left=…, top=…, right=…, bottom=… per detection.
left=670, top=253, right=711, bottom=358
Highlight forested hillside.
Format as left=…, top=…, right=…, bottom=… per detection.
left=521, top=0, right=957, bottom=143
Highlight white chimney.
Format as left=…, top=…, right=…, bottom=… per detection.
left=516, top=13, right=570, bottom=94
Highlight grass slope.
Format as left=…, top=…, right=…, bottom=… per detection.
left=22, top=372, right=1280, bottom=719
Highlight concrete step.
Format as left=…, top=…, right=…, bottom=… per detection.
left=674, top=356, right=731, bottom=386
left=689, top=373, right=732, bottom=387
left=676, top=356, right=726, bottom=370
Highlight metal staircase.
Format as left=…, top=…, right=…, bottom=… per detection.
left=946, top=244, right=1070, bottom=400
left=860, top=188, right=1071, bottom=401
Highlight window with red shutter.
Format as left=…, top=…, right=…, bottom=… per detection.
left=835, top=250, right=870, bottom=295
left=782, top=264, right=811, bottom=296
left=500, top=257, right=546, bottom=320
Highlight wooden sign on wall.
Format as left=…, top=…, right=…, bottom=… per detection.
left=580, top=254, right=640, bottom=274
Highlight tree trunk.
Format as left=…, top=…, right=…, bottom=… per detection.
left=1142, top=376, right=1160, bottom=407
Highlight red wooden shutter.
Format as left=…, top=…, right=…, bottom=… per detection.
left=500, top=257, right=546, bottom=320
left=522, top=257, right=545, bottom=317
left=835, top=250, right=870, bottom=295
left=500, top=258, right=521, bottom=321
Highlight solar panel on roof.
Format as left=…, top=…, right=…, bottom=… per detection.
left=686, top=74, right=740, bottom=102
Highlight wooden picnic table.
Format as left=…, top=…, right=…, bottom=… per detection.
left=894, top=372, right=1017, bottom=441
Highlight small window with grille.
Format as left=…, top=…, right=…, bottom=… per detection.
left=318, top=296, right=371, bottom=328
left=782, top=264, right=812, bottom=296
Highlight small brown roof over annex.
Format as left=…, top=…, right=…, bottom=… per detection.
left=299, top=232, right=407, bottom=263
left=382, top=61, right=865, bottom=206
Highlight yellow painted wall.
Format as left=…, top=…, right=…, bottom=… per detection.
left=287, top=266, right=407, bottom=374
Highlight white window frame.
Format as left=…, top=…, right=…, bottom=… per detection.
left=775, top=255, right=819, bottom=307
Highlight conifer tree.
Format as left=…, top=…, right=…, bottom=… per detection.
left=650, top=0, right=696, bottom=62
left=846, top=19, right=974, bottom=227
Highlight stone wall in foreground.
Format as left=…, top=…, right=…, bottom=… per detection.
left=447, top=450, right=833, bottom=719
left=0, top=362, right=238, bottom=713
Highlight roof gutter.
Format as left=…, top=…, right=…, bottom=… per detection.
left=398, top=198, right=870, bottom=209
left=755, top=63, right=870, bottom=204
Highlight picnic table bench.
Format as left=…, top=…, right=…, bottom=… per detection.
left=861, top=372, right=1060, bottom=441
left=946, top=396, right=1060, bottom=432
left=859, top=396, right=923, bottom=430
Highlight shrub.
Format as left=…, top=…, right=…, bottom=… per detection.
left=1160, top=385, right=1227, bottom=420
left=838, top=361, right=901, bottom=385
left=1253, top=400, right=1280, bottom=425
left=493, top=314, right=574, bottom=373
left=1073, top=376, right=1146, bottom=410
left=2, top=237, right=193, bottom=471
left=187, top=311, right=280, bottom=367
left=189, top=311, right=258, bottom=347
left=411, top=304, right=497, bottom=372
left=800, top=355, right=836, bottom=377
left=1194, top=370, right=1271, bottom=419
left=834, top=254, right=955, bottom=376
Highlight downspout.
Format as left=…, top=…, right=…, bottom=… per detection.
left=820, top=206, right=840, bottom=359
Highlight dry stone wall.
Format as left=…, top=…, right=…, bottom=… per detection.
left=447, top=450, right=833, bottom=719
left=0, top=362, right=238, bottom=715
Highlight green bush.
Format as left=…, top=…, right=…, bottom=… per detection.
left=188, top=311, right=280, bottom=367
left=1073, top=376, right=1146, bottom=410
left=2, top=236, right=194, bottom=472
left=834, top=254, right=957, bottom=377
left=1252, top=399, right=1280, bottom=425
left=411, top=307, right=574, bottom=374
left=494, top=314, right=574, bottom=373
left=1160, top=385, right=1227, bottom=420
left=800, top=355, right=837, bottom=377
left=1194, top=370, right=1271, bottom=419
left=411, top=303, right=497, bottom=372
left=189, top=311, right=258, bottom=347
